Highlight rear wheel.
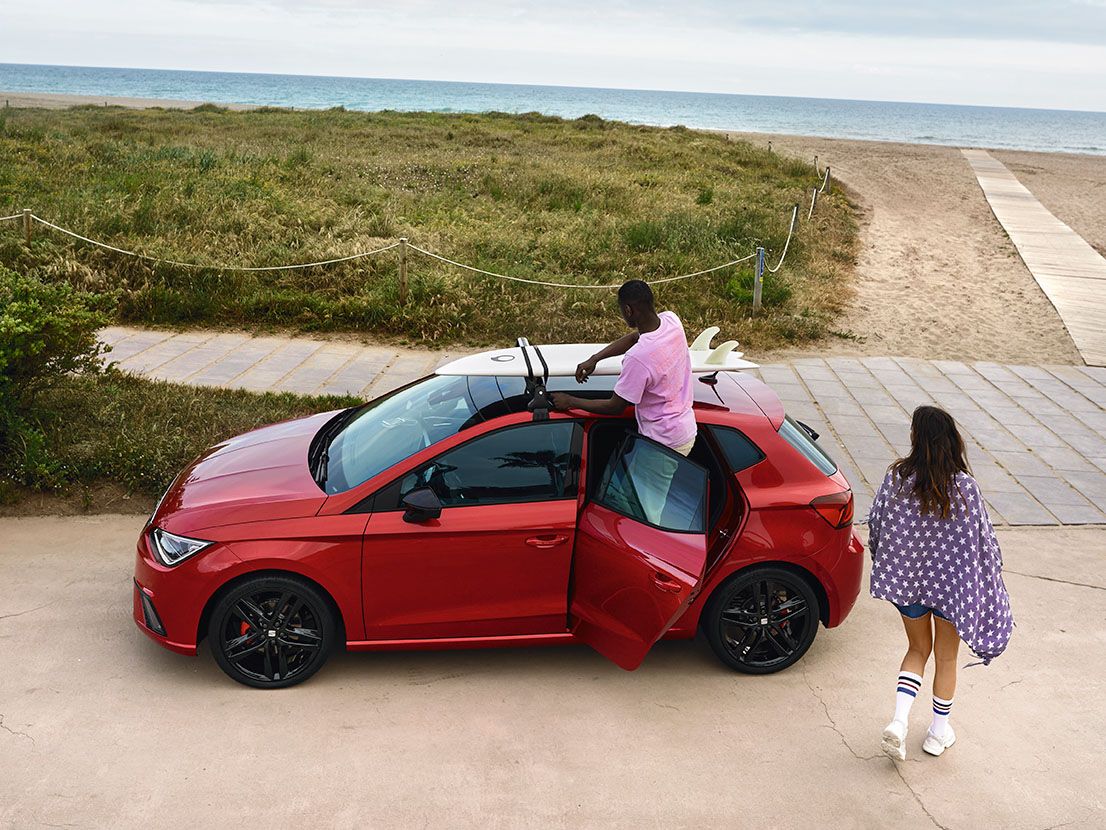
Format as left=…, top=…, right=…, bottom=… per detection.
left=703, top=567, right=820, bottom=674
left=209, top=575, right=335, bottom=689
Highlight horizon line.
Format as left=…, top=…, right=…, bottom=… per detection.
left=3, top=61, right=1106, bottom=117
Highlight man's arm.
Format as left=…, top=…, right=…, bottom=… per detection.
left=549, top=391, right=630, bottom=415
left=575, top=332, right=639, bottom=382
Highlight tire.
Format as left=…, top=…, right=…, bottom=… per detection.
left=209, top=575, right=336, bottom=689
left=703, top=566, right=820, bottom=675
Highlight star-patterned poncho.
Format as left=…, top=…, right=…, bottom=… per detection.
left=868, top=469, right=1013, bottom=664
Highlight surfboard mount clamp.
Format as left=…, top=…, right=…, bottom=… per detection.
left=517, top=337, right=552, bottom=421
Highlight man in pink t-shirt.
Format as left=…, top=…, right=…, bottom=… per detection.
left=550, top=280, right=696, bottom=455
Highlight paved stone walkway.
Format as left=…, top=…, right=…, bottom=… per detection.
left=964, top=148, right=1106, bottom=366
left=100, top=326, right=1106, bottom=527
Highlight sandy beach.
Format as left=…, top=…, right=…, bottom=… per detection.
left=4, top=91, right=1102, bottom=365
left=730, top=132, right=1088, bottom=365
left=0, top=90, right=254, bottom=111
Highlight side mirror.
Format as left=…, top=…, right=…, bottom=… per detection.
left=402, top=487, right=443, bottom=524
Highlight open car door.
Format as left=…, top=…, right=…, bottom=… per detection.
left=570, top=433, right=709, bottom=670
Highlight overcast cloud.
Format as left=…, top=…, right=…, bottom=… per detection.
left=3, top=0, right=1105, bottom=110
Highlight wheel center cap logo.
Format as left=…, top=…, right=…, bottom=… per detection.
left=268, top=629, right=277, bottom=638
left=760, top=617, right=768, bottom=625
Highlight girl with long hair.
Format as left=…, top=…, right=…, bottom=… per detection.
left=868, top=406, right=1013, bottom=761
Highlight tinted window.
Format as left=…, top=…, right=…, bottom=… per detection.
left=710, top=426, right=765, bottom=472
left=324, top=375, right=482, bottom=494
left=779, top=415, right=837, bottom=475
left=395, top=421, right=581, bottom=508
left=596, top=435, right=707, bottom=533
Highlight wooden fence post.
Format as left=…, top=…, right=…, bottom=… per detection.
left=22, top=209, right=32, bottom=245
left=398, top=237, right=409, bottom=304
left=824, top=166, right=832, bottom=193
left=753, top=246, right=765, bottom=313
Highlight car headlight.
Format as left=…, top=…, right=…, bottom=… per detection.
left=150, top=527, right=213, bottom=567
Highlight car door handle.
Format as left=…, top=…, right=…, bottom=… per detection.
left=653, top=572, right=684, bottom=593
left=526, top=535, right=569, bottom=549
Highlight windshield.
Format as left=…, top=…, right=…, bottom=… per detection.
left=323, top=375, right=481, bottom=494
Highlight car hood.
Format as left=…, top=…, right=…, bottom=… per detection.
left=154, top=410, right=340, bottom=535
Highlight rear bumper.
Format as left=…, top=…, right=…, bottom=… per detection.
left=826, top=529, right=865, bottom=627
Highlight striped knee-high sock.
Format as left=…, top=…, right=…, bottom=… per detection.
left=931, top=695, right=954, bottom=736
left=894, top=672, right=923, bottom=724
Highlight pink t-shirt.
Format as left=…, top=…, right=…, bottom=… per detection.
left=614, top=311, right=697, bottom=449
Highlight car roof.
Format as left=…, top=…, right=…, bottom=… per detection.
left=460, top=373, right=781, bottom=429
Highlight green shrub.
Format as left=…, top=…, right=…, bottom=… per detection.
left=0, top=266, right=109, bottom=488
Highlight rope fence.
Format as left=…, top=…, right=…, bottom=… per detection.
left=4, top=155, right=831, bottom=308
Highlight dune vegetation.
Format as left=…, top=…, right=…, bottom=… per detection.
left=0, top=106, right=857, bottom=349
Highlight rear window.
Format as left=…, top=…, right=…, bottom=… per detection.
left=709, top=426, right=765, bottom=472
left=779, top=416, right=837, bottom=476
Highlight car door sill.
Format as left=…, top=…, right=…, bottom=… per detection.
left=345, top=632, right=577, bottom=652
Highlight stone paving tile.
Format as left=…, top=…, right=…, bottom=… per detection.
left=1031, top=444, right=1098, bottom=472
left=149, top=333, right=250, bottom=383
left=833, top=370, right=884, bottom=389
left=991, top=449, right=1054, bottom=477
left=983, top=490, right=1058, bottom=525
left=804, top=378, right=851, bottom=399
left=1019, top=475, right=1097, bottom=507
left=1045, top=502, right=1106, bottom=524
left=185, top=337, right=285, bottom=387
left=234, top=340, right=324, bottom=391
left=274, top=343, right=363, bottom=394
left=103, top=329, right=173, bottom=365
left=792, top=363, right=835, bottom=382
left=825, top=414, right=881, bottom=438
left=969, top=427, right=1027, bottom=454
left=98, top=326, right=138, bottom=347
left=769, top=383, right=812, bottom=402
left=317, top=348, right=396, bottom=397
left=117, top=332, right=211, bottom=375
left=987, top=405, right=1042, bottom=427
left=1003, top=419, right=1067, bottom=448
left=1062, top=469, right=1106, bottom=510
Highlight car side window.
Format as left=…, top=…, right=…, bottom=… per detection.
left=710, top=426, right=765, bottom=472
left=387, top=421, right=582, bottom=509
left=596, top=434, right=707, bottom=533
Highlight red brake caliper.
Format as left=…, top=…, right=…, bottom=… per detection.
left=240, top=621, right=250, bottom=636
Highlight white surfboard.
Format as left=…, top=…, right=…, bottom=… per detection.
left=436, top=329, right=758, bottom=377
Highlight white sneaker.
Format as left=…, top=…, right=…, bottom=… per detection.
left=922, top=725, right=956, bottom=757
left=881, top=719, right=908, bottom=761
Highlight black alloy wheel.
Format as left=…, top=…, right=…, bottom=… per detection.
left=703, top=566, right=820, bottom=674
left=209, top=575, right=335, bottom=689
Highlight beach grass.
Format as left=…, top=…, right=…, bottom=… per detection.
left=0, top=369, right=357, bottom=503
left=0, top=106, right=858, bottom=349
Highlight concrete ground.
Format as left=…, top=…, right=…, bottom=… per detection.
left=1, top=515, right=1103, bottom=829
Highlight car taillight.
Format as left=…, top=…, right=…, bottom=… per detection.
left=811, top=490, right=854, bottom=528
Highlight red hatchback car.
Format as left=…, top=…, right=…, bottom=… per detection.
left=133, top=348, right=864, bottom=688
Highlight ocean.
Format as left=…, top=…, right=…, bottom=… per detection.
left=2, top=63, right=1105, bottom=155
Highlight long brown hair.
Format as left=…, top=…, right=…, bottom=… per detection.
left=891, top=406, right=971, bottom=519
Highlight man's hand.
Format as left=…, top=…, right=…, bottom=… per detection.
left=550, top=392, right=575, bottom=412
left=575, top=357, right=598, bottom=383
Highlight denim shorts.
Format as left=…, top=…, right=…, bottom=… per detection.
left=895, top=602, right=948, bottom=621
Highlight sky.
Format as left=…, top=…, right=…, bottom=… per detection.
left=3, top=0, right=1106, bottom=111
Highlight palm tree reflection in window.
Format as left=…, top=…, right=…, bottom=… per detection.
left=494, top=450, right=573, bottom=497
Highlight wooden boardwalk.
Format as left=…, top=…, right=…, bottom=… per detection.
left=963, top=149, right=1106, bottom=366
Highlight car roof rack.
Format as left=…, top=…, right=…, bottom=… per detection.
left=517, top=337, right=552, bottom=421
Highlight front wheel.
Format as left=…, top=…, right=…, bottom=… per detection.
left=209, top=575, right=336, bottom=689
left=703, top=567, right=820, bottom=674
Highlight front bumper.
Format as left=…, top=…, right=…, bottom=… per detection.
left=132, top=528, right=240, bottom=656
